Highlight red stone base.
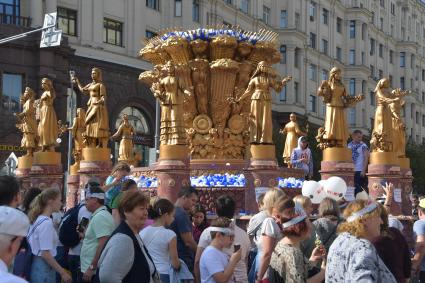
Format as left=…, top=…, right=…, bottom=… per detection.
left=155, top=159, right=190, bottom=203
left=368, top=163, right=401, bottom=215
left=29, top=163, right=64, bottom=193
left=320, top=161, right=354, bottom=187
left=399, top=168, right=413, bottom=216
left=78, top=159, right=112, bottom=197
left=66, top=174, right=80, bottom=209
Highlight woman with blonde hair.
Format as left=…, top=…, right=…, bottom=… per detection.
left=37, top=78, right=58, bottom=151
left=27, top=188, right=71, bottom=283
left=326, top=200, right=396, bottom=282
left=247, top=189, right=286, bottom=283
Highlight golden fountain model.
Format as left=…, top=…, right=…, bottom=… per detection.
left=139, top=26, right=284, bottom=161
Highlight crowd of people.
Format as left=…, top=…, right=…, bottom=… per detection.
left=0, top=159, right=423, bottom=283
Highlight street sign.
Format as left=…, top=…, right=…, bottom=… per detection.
left=40, top=12, right=62, bottom=48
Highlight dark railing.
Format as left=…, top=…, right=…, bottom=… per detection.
left=0, top=13, right=31, bottom=28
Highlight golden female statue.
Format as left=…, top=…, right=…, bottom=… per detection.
left=15, top=87, right=37, bottom=156
left=151, top=61, right=191, bottom=145
left=111, top=114, right=135, bottom=162
left=37, top=78, right=58, bottom=151
left=389, top=88, right=409, bottom=157
left=73, top=68, right=109, bottom=148
left=317, top=67, right=363, bottom=148
left=235, top=61, right=292, bottom=144
left=280, top=113, right=307, bottom=165
left=68, top=108, right=86, bottom=163
left=371, top=78, right=400, bottom=152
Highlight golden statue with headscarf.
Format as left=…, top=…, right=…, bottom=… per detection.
left=235, top=61, right=292, bottom=144
left=72, top=68, right=110, bottom=148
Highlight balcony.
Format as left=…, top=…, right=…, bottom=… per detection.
left=0, top=13, right=31, bottom=28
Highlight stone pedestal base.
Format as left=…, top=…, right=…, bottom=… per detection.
left=368, top=162, right=401, bottom=215
left=78, top=159, right=112, bottom=195
left=16, top=155, right=33, bottom=191
left=28, top=152, right=63, bottom=193
left=320, top=161, right=354, bottom=186
left=66, top=174, right=80, bottom=209
left=399, top=167, right=413, bottom=216
left=159, top=145, right=189, bottom=160
left=70, top=162, right=80, bottom=176
left=82, top=147, right=111, bottom=162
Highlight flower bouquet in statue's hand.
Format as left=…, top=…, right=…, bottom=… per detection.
left=342, top=93, right=365, bottom=107
left=317, top=80, right=332, bottom=103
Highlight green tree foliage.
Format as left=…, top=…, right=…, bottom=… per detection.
left=406, top=141, right=425, bottom=194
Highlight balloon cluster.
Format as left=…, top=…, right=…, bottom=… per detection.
left=302, top=176, right=348, bottom=204
left=160, top=28, right=261, bottom=44
left=277, top=177, right=304, bottom=189
left=190, top=173, right=246, bottom=187
left=137, top=175, right=158, bottom=188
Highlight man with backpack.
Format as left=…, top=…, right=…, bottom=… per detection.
left=80, top=186, right=114, bottom=282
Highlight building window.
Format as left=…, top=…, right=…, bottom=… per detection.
left=411, top=104, right=415, bottom=119
left=411, top=54, right=415, bottom=69
left=370, top=38, right=375, bottom=55
left=389, top=75, right=393, bottom=86
left=309, top=95, right=317, bottom=112
left=146, top=0, right=159, bottom=10
left=400, top=77, right=405, bottom=89
left=336, top=47, right=342, bottom=61
left=400, top=52, right=406, bottom=67
left=279, top=86, right=287, bottom=101
left=422, top=69, right=425, bottom=81
left=379, top=69, right=383, bottom=79
left=0, top=0, right=20, bottom=20
left=416, top=112, right=419, bottom=124
left=349, top=20, right=356, bottom=38
left=370, top=91, right=375, bottom=106
left=380, top=0, right=385, bottom=7
left=423, top=114, right=425, bottom=127
left=361, top=52, right=365, bottom=65
left=262, top=5, right=270, bottom=24
left=145, top=30, right=157, bottom=39
left=370, top=65, right=375, bottom=78
left=224, top=0, right=232, bottom=4
left=422, top=92, right=425, bottom=102
left=362, top=23, right=367, bottom=40
left=391, top=2, right=395, bottom=15
left=362, top=80, right=367, bottom=94
left=1, top=73, right=22, bottom=112
left=390, top=25, right=394, bottom=36
left=309, top=32, right=316, bottom=49
left=348, top=108, right=356, bottom=126
left=349, top=78, right=356, bottom=96
left=280, top=10, right=287, bottom=28
left=378, top=44, right=383, bottom=58
left=349, top=49, right=355, bottom=65
left=322, top=8, right=328, bottom=25
left=294, top=82, right=300, bottom=103
left=295, top=12, right=300, bottom=29
left=321, top=39, right=328, bottom=55
left=280, top=45, right=286, bottom=64
left=380, top=18, right=384, bottom=30
left=336, top=17, right=342, bottom=33
left=192, top=0, right=200, bottom=22
left=57, top=7, right=77, bottom=36
left=389, top=50, right=393, bottom=64
left=294, top=48, right=300, bottom=68
left=322, top=69, right=328, bottom=81
left=103, top=18, right=123, bottom=46
left=175, top=0, right=182, bottom=17
left=308, top=64, right=317, bottom=81
left=309, top=1, right=316, bottom=21
left=240, top=0, right=249, bottom=14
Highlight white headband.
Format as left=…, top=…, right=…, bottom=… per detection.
left=209, top=227, right=234, bottom=236
left=346, top=202, right=378, bottom=223
left=86, top=192, right=105, bottom=199
left=281, top=204, right=307, bottom=229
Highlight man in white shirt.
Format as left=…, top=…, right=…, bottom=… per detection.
left=0, top=206, right=30, bottom=283
left=348, top=130, right=369, bottom=196
left=195, top=196, right=251, bottom=283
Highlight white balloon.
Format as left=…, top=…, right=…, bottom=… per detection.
left=324, top=176, right=347, bottom=201
left=302, top=180, right=325, bottom=204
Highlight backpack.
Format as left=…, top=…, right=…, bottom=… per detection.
left=13, top=217, right=48, bottom=280
left=59, top=203, right=84, bottom=248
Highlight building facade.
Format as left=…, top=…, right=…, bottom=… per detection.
left=1, top=0, right=425, bottom=166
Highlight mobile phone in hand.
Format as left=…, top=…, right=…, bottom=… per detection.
left=78, top=217, right=89, bottom=233
left=234, top=244, right=241, bottom=252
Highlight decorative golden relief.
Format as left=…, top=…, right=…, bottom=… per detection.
left=138, top=27, right=285, bottom=159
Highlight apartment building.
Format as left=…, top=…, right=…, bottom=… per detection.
left=1, top=0, right=425, bottom=165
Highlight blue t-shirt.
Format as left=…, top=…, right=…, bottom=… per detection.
left=413, top=219, right=425, bottom=271
left=168, top=206, right=194, bottom=270
left=348, top=142, right=368, bottom=172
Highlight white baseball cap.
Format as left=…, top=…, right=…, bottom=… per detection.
left=0, top=206, right=30, bottom=237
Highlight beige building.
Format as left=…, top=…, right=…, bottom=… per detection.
left=14, top=0, right=425, bottom=144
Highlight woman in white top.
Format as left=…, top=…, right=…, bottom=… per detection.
left=27, top=188, right=71, bottom=283
left=253, top=189, right=287, bottom=283
left=140, top=198, right=180, bottom=283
